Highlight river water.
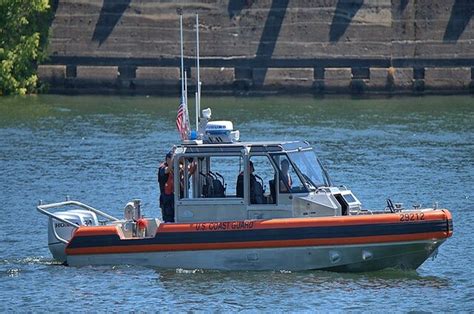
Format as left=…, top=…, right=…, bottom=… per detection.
left=0, top=95, right=472, bottom=311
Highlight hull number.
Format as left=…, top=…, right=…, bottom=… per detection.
left=400, top=212, right=425, bottom=221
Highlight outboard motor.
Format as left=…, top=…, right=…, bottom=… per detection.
left=48, top=210, right=98, bottom=263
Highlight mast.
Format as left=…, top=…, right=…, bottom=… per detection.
left=195, top=14, right=201, bottom=131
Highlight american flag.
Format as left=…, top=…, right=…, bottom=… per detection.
left=176, top=97, right=189, bottom=140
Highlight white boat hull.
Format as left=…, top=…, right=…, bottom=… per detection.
left=66, top=239, right=444, bottom=271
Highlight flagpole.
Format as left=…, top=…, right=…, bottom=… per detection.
left=195, top=13, right=201, bottom=131
left=179, top=12, right=185, bottom=103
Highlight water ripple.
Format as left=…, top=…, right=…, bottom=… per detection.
left=0, top=95, right=472, bottom=311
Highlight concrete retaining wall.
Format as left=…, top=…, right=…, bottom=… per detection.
left=39, top=64, right=473, bottom=95
left=40, top=0, right=474, bottom=95
left=425, top=67, right=471, bottom=91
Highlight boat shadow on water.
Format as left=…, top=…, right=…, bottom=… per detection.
left=22, top=259, right=449, bottom=290
left=152, top=266, right=450, bottom=291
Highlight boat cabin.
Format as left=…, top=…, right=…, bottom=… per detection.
left=171, top=140, right=362, bottom=222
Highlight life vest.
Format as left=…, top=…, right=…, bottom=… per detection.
left=158, top=162, right=174, bottom=196
left=164, top=170, right=174, bottom=195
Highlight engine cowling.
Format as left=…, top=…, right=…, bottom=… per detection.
left=48, top=209, right=98, bottom=263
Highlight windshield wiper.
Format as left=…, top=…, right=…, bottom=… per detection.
left=301, top=174, right=317, bottom=191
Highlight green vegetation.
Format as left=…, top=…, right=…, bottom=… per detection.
left=0, top=0, right=51, bottom=95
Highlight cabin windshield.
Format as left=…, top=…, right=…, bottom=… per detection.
left=288, top=150, right=330, bottom=189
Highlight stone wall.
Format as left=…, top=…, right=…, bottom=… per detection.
left=39, top=0, right=474, bottom=94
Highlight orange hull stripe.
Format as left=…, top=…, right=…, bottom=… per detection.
left=66, top=231, right=448, bottom=255
left=73, top=225, right=119, bottom=236
left=160, top=212, right=449, bottom=232
left=71, top=210, right=450, bottom=237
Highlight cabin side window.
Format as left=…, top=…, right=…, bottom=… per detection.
left=246, top=155, right=277, bottom=204
left=202, top=156, right=242, bottom=198
left=178, top=155, right=243, bottom=199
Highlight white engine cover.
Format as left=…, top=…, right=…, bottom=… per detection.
left=48, top=209, right=98, bottom=263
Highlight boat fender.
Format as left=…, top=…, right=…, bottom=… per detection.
left=137, top=218, right=148, bottom=229
left=137, top=218, right=148, bottom=237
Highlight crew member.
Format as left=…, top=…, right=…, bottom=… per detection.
left=279, top=159, right=292, bottom=192
left=236, top=160, right=263, bottom=203
left=158, top=151, right=175, bottom=222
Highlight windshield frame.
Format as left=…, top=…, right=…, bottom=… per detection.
left=287, top=149, right=331, bottom=190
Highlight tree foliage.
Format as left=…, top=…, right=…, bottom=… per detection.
left=0, top=0, right=51, bottom=95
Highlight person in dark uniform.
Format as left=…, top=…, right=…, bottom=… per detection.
left=158, top=151, right=175, bottom=222
left=279, top=159, right=292, bottom=192
left=236, top=160, right=263, bottom=203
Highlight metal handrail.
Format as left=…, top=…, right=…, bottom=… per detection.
left=50, top=221, right=71, bottom=244
left=37, top=200, right=121, bottom=245
left=37, top=200, right=120, bottom=228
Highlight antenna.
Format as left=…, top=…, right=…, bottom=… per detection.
left=184, top=70, right=189, bottom=125
left=195, top=14, right=201, bottom=131
left=184, top=70, right=188, bottom=107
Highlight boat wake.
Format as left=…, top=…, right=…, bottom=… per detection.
left=175, top=268, right=205, bottom=274
left=0, top=256, right=58, bottom=266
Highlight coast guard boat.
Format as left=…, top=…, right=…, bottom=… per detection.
left=37, top=128, right=453, bottom=271
left=36, top=14, right=452, bottom=272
